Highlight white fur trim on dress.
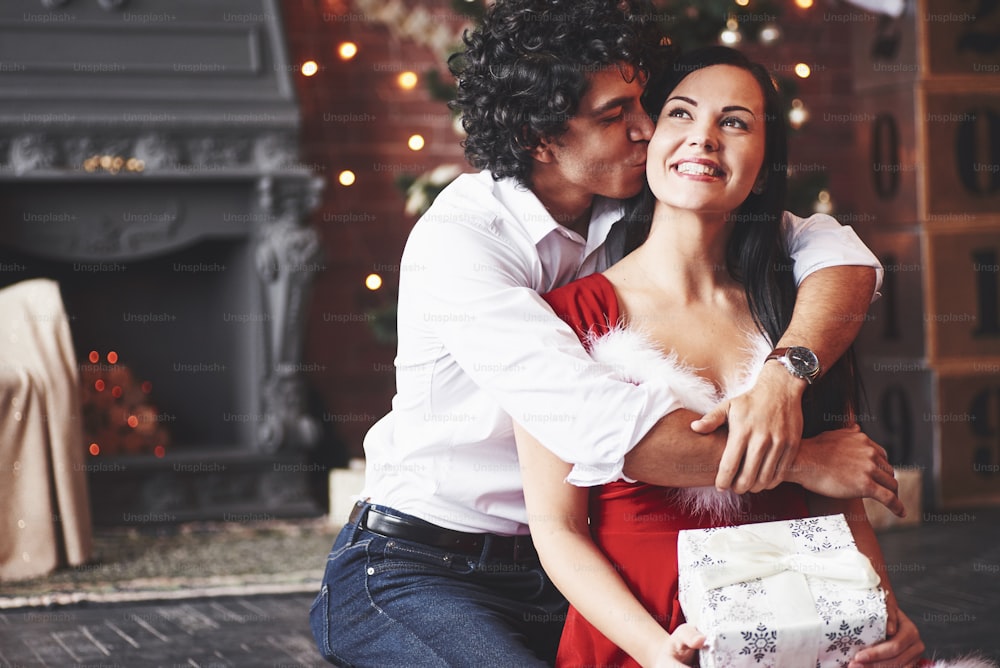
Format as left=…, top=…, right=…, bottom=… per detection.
left=924, top=657, right=999, bottom=668
left=585, top=325, right=771, bottom=524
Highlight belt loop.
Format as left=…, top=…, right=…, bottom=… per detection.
left=347, top=499, right=369, bottom=544
left=476, top=533, right=494, bottom=568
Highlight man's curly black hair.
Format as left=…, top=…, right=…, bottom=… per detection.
left=449, top=0, right=667, bottom=183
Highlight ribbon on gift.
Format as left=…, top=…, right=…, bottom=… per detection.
left=699, top=527, right=881, bottom=591
left=684, top=520, right=884, bottom=668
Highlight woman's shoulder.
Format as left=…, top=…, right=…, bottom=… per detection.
left=542, top=273, right=620, bottom=342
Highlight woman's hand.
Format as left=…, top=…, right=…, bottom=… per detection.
left=692, top=360, right=806, bottom=494
left=848, top=604, right=925, bottom=668
left=647, top=624, right=705, bottom=668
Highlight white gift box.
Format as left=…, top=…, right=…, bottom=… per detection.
left=677, top=514, right=887, bottom=668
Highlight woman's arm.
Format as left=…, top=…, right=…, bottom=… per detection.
left=805, top=494, right=925, bottom=668
left=514, top=423, right=703, bottom=668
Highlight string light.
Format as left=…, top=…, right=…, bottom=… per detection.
left=301, top=60, right=319, bottom=77
left=398, top=71, right=418, bottom=89
left=408, top=134, right=425, bottom=151
left=735, top=0, right=749, bottom=5
left=788, top=98, right=809, bottom=129
left=365, top=273, right=383, bottom=290
left=795, top=0, right=814, bottom=8
left=338, top=170, right=356, bottom=186
left=814, top=189, right=833, bottom=214
left=794, top=63, right=811, bottom=78
left=720, top=17, right=742, bottom=45
left=759, top=24, right=781, bottom=44
left=338, top=42, right=358, bottom=60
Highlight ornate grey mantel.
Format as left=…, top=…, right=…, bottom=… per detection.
left=0, top=0, right=325, bottom=522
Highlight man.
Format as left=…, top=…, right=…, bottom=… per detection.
left=310, top=1, right=922, bottom=666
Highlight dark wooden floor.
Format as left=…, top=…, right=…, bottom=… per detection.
left=1, top=507, right=999, bottom=667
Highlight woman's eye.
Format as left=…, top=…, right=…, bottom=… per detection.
left=666, top=107, right=691, bottom=119
left=722, top=117, right=748, bottom=129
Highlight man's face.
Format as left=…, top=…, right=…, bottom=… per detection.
left=536, top=66, right=654, bottom=201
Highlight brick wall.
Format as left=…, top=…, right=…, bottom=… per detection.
left=283, top=0, right=872, bottom=461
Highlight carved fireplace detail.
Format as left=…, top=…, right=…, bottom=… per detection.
left=0, top=0, right=326, bottom=522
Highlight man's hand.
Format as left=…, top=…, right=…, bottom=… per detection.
left=692, top=361, right=806, bottom=494
left=789, top=424, right=905, bottom=517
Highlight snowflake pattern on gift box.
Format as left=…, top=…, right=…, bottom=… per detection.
left=814, top=594, right=846, bottom=625
left=704, top=585, right=731, bottom=611
left=790, top=517, right=825, bottom=542
left=725, top=598, right=772, bottom=624
left=738, top=623, right=778, bottom=662
left=825, top=620, right=866, bottom=658
left=863, top=589, right=886, bottom=628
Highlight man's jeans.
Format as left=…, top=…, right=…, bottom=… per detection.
left=309, top=503, right=567, bottom=667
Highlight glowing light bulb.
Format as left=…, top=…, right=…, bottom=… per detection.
left=365, top=273, right=383, bottom=290
left=760, top=24, right=780, bottom=44
left=795, top=0, right=814, bottom=8
left=338, top=170, right=356, bottom=186
left=735, top=0, right=749, bottom=6
left=720, top=17, right=741, bottom=45
left=338, top=42, right=358, bottom=60
left=408, top=134, right=425, bottom=151
left=301, top=60, right=319, bottom=77
left=788, top=98, right=809, bottom=129
left=815, top=189, right=833, bottom=214
left=88, top=350, right=100, bottom=363
left=107, top=350, right=118, bottom=364
left=794, top=63, right=811, bottom=78
left=398, top=71, right=418, bottom=89
left=89, top=443, right=100, bottom=456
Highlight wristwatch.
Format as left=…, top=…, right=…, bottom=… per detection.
left=765, top=346, right=821, bottom=384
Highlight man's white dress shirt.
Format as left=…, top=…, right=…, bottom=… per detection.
left=361, top=170, right=883, bottom=535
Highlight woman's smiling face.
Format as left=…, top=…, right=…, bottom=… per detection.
left=645, top=64, right=767, bottom=219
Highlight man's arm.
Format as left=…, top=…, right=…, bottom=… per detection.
left=696, top=266, right=877, bottom=494
left=623, top=414, right=905, bottom=516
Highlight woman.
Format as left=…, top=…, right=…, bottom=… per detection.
left=514, top=47, right=922, bottom=668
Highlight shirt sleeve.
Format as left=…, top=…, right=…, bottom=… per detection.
left=406, top=217, right=681, bottom=486
left=782, top=211, right=884, bottom=302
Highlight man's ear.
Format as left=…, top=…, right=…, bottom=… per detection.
left=531, top=137, right=555, bottom=164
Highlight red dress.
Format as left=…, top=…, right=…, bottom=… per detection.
left=543, top=273, right=811, bottom=668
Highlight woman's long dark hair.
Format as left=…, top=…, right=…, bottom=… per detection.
left=621, top=46, right=858, bottom=436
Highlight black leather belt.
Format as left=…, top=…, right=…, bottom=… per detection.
left=349, top=502, right=537, bottom=562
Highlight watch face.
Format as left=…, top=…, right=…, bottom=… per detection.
left=787, top=346, right=819, bottom=373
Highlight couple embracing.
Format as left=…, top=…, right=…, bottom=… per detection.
left=309, top=1, right=947, bottom=666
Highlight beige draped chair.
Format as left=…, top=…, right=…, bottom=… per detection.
left=0, top=278, right=92, bottom=581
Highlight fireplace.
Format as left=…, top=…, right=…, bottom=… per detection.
left=0, top=0, right=326, bottom=523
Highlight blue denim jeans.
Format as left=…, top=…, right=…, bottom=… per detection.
left=309, top=503, right=567, bottom=667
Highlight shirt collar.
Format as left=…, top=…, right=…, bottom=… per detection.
left=494, top=176, right=625, bottom=249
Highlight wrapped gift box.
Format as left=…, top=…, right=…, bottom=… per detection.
left=677, top=514, right=886, bottom=667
